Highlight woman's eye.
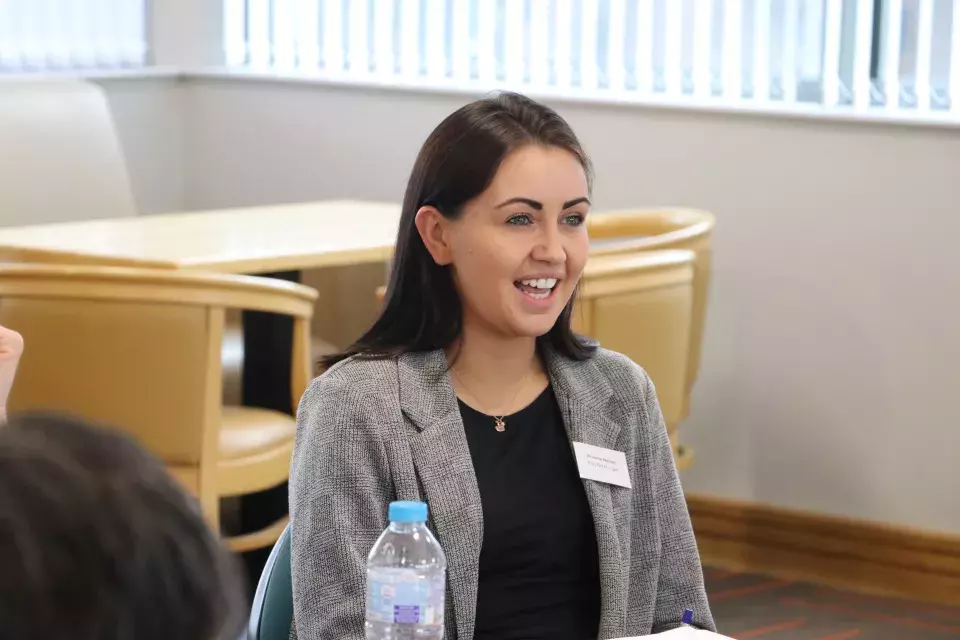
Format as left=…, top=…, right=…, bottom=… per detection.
left=506, top=214, right=533, bottom=225
left=563, top=213, right=586, bottom=226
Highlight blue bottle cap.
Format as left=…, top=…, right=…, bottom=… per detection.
left=681, top=609, right=694, bottom=625
left=389, top=501, right=429, bottom=524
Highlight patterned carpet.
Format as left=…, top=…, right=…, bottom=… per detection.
left=705, top=567, right=960, bottom=639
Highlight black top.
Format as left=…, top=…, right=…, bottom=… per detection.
left=459, top=386, right=602, bottom=640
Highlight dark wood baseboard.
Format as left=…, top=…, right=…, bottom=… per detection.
left=687, top=493, right=960, bottom=606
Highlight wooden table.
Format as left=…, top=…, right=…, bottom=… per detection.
left=0, top=199, right=401, bottom=273
left=0, top=199, right=403, bottom=412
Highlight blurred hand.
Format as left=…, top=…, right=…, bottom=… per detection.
left=0, top=324, right=24, bottom=422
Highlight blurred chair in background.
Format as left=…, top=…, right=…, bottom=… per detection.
left=0, top=263, right=317, bottom=553
left=573, top=250, right=696, bottom=468
left=247, top=522, right=294, bottom=640
left=588, top=208, right=715, bottom=427
left=0, top=79, right=137, bottom=227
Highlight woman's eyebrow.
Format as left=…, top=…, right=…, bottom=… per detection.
left=563, top=197, right=591, bottom=208
left=495, top=197, right=543, bottom=210
left=494, top=196, right=591, bottom=210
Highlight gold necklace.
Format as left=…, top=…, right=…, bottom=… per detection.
left=452, top=368, right=532, bottom=433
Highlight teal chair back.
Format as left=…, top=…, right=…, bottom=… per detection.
left=247, top=523, right=293, bottom=640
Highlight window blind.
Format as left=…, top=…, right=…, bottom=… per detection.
left=0, top=0, right=148, bottom=72
left=223, top=0, right=960, bottom=112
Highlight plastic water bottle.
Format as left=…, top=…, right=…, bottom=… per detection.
left=365, top=501, right=446, bottom=639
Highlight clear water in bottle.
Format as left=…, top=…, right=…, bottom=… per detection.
left=365, top=501, right=446, bottom=639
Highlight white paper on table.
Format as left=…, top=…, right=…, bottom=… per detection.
left=612, top=627, right=736, bottom=639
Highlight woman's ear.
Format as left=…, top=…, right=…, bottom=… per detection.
left=414, top=206, right=454, bottom=265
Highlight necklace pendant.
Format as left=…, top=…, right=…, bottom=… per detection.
left=494, top=417, right=506, bottom=432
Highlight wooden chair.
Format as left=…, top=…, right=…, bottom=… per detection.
left=574, top=250, right=696, bottom=469
left=0, top=79, right=137, bottom=227
left=588, top=208, right=715, bottom=425
left=0, top=264, right=317, bottom=552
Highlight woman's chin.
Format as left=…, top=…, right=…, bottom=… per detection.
left=507, top=290, right=575, bottom=336
left=507, top=313, right=565, bottom=339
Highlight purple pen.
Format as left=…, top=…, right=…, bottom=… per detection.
left=681, top=608, right=695, bottom=627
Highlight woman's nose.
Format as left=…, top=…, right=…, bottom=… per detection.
left=531, top=228, right=566, bottom=264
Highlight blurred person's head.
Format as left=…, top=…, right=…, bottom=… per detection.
left=323, top=91, right=595, bottom=368
left=0, top=412, right=246, bottom=640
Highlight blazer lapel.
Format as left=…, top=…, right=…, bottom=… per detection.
left=398, top=351, right=483, bottom=640
left=544, top=345, right=628, bottom=639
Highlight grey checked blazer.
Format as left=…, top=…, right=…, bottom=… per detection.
left=289, top=345, right=715, bottom=640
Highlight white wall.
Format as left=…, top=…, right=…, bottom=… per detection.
left=96, top=76, right=186, bottom=214
left=103, top=76, right=960, bottom=534
left=182, top=78, right=446, bottom=209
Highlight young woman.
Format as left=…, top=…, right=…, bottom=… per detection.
left=290, top=92, right=715, bottom=639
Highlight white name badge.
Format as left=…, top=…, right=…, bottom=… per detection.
left=572, top=442, right=632, bottom=489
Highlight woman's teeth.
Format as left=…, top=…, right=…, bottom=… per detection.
left=517, top=278, right=558, bottom=300
left=520, top=278, right=557, bottom=289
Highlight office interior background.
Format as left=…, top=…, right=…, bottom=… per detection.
left=1, top=1, right=959, bottom=638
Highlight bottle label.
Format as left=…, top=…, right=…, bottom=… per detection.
left=366, top=568, right=445, bottom=626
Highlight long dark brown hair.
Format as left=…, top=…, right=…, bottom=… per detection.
left=321, top=91, right=597, bottom=370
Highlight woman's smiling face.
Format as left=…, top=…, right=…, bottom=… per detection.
left=418, top=144, right=591, bottom=340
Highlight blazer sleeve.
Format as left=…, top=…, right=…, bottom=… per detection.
left=289, top=372, right=393, bottom=640
left=640, top=371, right=717, bottom=633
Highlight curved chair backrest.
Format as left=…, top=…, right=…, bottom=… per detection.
left=0, top=263, right=316, bottom=523
left=574, top=250, right=695, bottom=465
left=0, top=79, right=138, bottom=226
left=588, top=208, right=714, bottom=423
left=248, top=523, right=293, bottom=640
